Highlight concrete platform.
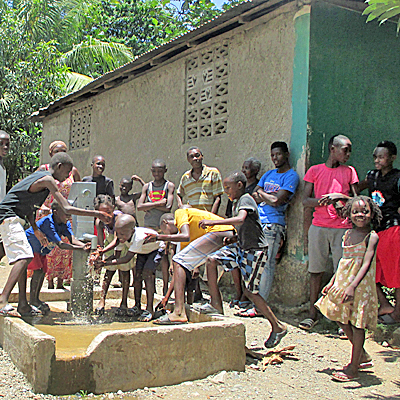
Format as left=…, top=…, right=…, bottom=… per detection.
left=0, top=297, right=245, bottom=395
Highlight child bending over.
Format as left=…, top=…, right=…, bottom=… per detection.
left=27, top=201, right=89, bottom=314
left=95, top=214, right=162, bottom=322
left=315, top=196, right=382, bottom=382
left=94, top=195, right=134, bottom=317
left=200, top=171, right=287, bottom=348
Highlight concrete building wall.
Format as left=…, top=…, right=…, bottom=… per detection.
left=41, top=4, right=297, bottom=195
left=41, top=4, right=302, bottom=305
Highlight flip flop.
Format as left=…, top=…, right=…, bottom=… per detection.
left=19, top=306, right=42, bottom=317
left=238, top=301, right=252, bottom=309
left=359, top=361, right=374, bottom=369
left=235, top=307, right=260, bottom=318
left=229, top=299, right=240, bottom=308
left=36, top=302, right=50, bottom=315
left=299, top=318, right=318, bottom=331
left=379, top=313, right=400, bottom=325
left=129, top=306, right=142, bottom=317
left=194, top=303, right=221, bottom=314
left=0, top=304, right=20, bottom=317
left=153, top=314, right=188, bottom=325
left=338, top=328, right=348, bottom=340
left=138, top=310, right=153, bottom=322
left=332, top=371, right=359, bottom=382
left=264, top=328, right=288, bottom=348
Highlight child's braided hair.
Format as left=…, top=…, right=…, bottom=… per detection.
left=343, top=195, right=382, bottom=227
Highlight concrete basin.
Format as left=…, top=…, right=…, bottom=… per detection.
left=0, top=301, right=245, bottom=395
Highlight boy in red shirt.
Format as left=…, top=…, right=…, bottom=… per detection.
left=300, top=134, right=358, bottom=330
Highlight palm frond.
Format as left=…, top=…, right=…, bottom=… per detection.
left=64, top=71, right=93, bottom=93
left=60, top=36, right=134, bottom=75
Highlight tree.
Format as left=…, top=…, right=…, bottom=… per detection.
left=363, top=0, right=400, bottom=32
left=0, top=0, right=135, bottom=184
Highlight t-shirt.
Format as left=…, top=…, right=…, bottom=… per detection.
left=116, top=227, right=160, bottom=255
left=226, top=181, right=258, bottom=218
left=0, top=171, right=51, bottom=224
left=26, top=214, right=73, bottom=255
left=144, top=180, right=169, bottom=229
left=304, top=164, right=358, bottom=229
left=177, top=165, right=224, bottom=211
left=233, top=193, right=267, bottom=250
left=82, top=175, right=114, bottom=197
left=367, top=168, right=400, bottom=232
left=174, top=208, right=234, bottom=250
left=257, top=169, right=299, bottom=226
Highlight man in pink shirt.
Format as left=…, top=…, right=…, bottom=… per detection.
left=300, top=135, right=358, bottom=330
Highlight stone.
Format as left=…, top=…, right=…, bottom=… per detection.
left=210, top=371, right=227, bottom=384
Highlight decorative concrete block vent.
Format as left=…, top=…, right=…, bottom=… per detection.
left=185, top=43, right=229, bottom=142
left=0, top=310, right=245, bottom=395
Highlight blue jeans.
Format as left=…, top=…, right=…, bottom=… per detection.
left=258, top=223, right=285, bottom=301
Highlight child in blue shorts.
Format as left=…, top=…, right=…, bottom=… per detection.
left=27, top=201, right=88, bottom=314
left=199, top=171, right=287, bottom=348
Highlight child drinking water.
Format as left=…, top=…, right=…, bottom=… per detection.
left=94, top=195, right=134, bottom=316
left=315, top=195, right=382, bottom=382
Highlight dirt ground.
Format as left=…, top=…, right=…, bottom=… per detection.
left=0, top=262, right=399, bottom=400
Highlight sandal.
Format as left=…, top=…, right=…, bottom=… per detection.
left=153, top=314, right=188, bottom=325
left=0, top=304, right=20, bottom=317
left=193, top=303, right=221, bottom=314
left=19, top=306, right=42, bottom=317
left=229, top=299, right=240, bottom=308
left=264, top=328, right=288, bottom=348
left=138, top=310, right=153, bottom=322
left=36, top=302, right=50, bottom=315
left=332, top=371, right=359, bottom=382
left=235, top=307, right=260, bottom=318
left=299, top=318, right=318, bottom=331
left=238, top=301, right=252, bottom=309
left=338, top=328, right=347, bottom=339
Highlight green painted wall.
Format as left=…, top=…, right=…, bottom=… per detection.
left=308, top=1, right=400, bottom=179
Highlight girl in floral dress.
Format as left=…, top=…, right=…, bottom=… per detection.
left=37, top=141, right=81, bottom=289
left=315, top=195, right=382, bottom=382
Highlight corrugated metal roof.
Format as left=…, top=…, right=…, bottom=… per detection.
left=32, top=0, right=295, bottom=120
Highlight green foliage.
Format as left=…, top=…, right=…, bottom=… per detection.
left=0, top=0, right=238, bottom=185
left=0, top=8, right=67, bottom=186
left=363, top=0, right=400, bottom=32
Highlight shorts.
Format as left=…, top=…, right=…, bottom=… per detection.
left=172, top=231, right=234, bottom=272
left=184, top=267, right=199, bottom=292
left=135, top=249, right=163, bottom=273
left=27, top=253, right=48, bottom=273
left=0, top=217, right=33, bottom=264
left=376, top=226, right=400, bottom=288
left=209, top=243, right=268, bottom=294
left=308, top=225, right=346, bottom=274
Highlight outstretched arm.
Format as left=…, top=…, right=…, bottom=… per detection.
left=198, top=209, right=247, bottom=229
left=144, top=224, right=191, bottom=244
left=30, top=176, right=111, bottom=224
